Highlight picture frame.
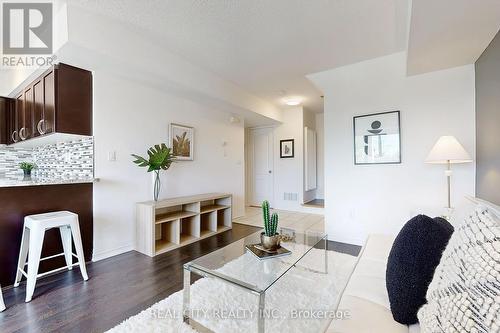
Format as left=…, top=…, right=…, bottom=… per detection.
left=353, top=111, right=401, bottom=165
left=280, top=139, right=294, bottom=158
left=169, top=123, right=194, bottom=161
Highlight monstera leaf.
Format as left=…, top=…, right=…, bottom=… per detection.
left=132, top=143, right=175, bottom=172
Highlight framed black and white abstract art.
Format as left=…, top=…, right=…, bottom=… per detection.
left=280, top=139, right=294, bottom=158
left=353, top=111, right=401, bottom=165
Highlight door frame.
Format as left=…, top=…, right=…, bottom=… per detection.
left=246, top=125, right=275, bottom=207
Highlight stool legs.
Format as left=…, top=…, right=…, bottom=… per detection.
left=70, top=221, right=88, bottom=281
left=0, top=285, right=5, bottom=312
left=60, top=226, right=73, bottom=271
left=14, top=226, right=30, bottom=287
left=25, top=226, right=44, bottom=303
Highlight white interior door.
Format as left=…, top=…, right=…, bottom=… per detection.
left=249, top=127, right=274, bottom=206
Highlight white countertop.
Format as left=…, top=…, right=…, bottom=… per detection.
left=0, top=177, right=98, bottom=188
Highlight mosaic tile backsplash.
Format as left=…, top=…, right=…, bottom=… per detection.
left=0, top=147, right=32, bottom=178
left=0, top=137, right=94, bottom=180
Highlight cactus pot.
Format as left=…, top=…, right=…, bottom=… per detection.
left=260, top=232, right=281, bottom=251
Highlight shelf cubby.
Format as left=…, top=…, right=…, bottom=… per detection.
left=180, top=215, right=200, bottom=240
left=216, top=208, right=231, bottom=232
left=155, top=204, right=198, bottom=224
left=200, top=211, right=217, bottom=237
left=136, top=193, right=232, bottom=256
left=155, top=219, right=180, bottom=255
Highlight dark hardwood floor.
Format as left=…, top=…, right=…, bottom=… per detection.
left=0, top=223, right=361, bottom=333
left=0, top=223, right=260, bottom=333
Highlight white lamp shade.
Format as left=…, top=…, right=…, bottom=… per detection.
left=425, top=136, right=472, bottom=164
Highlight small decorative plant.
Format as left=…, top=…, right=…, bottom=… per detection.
left=19, top=162, right=36, bottom=179
left=260, top=200, right=280, bottom=251
left=20, top=162, right=36, bottom=171
left=132, top=143, right=175, bottom=201
left=262, top=200, right=279, bottom=236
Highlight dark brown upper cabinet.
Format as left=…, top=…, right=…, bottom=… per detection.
left=22, top=87, right=34, bottom=140
left=42, top=70, right=55, bottom=135
left=33, top=78, right=44, bottom=138
left=5, top=63, right=92, bottom=144
left=0, top=97, right=14, bottom=144
left=55, top=64, right=92, bottom=136
left=14, top=94, right=23, bottom=143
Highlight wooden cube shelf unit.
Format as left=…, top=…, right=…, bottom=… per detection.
left=136, top=193, right=232, bottom=256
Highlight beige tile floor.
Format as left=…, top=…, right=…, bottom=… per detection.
left=234, top=206, right=325, bottom=233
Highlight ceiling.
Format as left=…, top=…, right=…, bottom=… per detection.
left=68, top=0, right=409, bottom=113
left=407, top=0, right=500, bottom=75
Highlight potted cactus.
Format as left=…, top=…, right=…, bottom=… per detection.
left=260, top=200, right=281, bottom=251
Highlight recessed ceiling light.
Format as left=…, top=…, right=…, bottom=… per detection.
left=283, top=97, right=302, bottom=106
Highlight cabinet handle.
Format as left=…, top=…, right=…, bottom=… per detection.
left=11, top=130, right=18, bottom=143
left=19, top=127, right=27, bottom=140
left=37, top=119, right=46, bottom=135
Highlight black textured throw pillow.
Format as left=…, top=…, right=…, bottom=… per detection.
left=386, top=215, right=454, bottom=325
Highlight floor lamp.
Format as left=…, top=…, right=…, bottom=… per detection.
left=425, top=136, right=472, bottom=218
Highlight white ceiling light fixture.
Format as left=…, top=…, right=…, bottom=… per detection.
left=229, top=115, right=241, bottom=124
left=283, top=97, right=302, bottom=106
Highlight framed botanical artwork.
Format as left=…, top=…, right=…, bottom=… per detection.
left=353, top=111, right=401, bottom=165
left=280, top=139, right=294, bottom=158
left=170, top=123, right=194, bottom=161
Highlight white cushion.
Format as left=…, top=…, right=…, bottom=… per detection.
left=343, top=258, right=391, bottom=309
left=409, top=324, right=421, bottom=333
left=351, top=256, right=388, bottom=279
left=326, top=295, right=408, bottom=333
left=325, top=233, right=412, bottom=332
left=360, top=234, right=395, bottom=262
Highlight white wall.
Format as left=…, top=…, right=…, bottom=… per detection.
left=315, top=113, right=325, bottom=199
left=272, top=107, right=304, bottom=210
left=92, top=71, right=245, bottom=260
left=308, top=52, right=475, bottom=245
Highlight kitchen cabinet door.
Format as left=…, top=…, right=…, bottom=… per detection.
left=56, top=64, right=92, bottom=135
left=14, top=93, right=23, bottom=143
left=21, top=87, right=33, bottom=140
left=33, top=79, right=44, bottom=137
left=0, top=97, right=8, bottom=144
left=8, top=100, right=16, bottom=144
left=42, top=70, right=55, bottom=135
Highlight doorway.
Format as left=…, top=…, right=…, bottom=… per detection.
left=247, top=127, right=274, bottom=207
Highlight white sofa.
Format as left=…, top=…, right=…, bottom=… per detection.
left=326, top=234, right=420, bottom=333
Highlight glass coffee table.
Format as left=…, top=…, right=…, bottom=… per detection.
left=183, top=228, right=328, bottom=333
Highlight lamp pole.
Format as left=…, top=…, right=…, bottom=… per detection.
left=445, top=160, right=452, bottom=209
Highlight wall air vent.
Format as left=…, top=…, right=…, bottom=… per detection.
left=283, top=192, right=298, bottom=201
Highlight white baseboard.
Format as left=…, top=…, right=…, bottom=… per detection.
left=328, top=234, right=366, bottom=246
left=92, top=243, right=135, bottom=262
left=273, top=203, right=324, bottom=214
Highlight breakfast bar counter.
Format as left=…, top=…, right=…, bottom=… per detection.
left=0, top=183, right=93, bottom=287
left=0, top=177, right=98, bottom=188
